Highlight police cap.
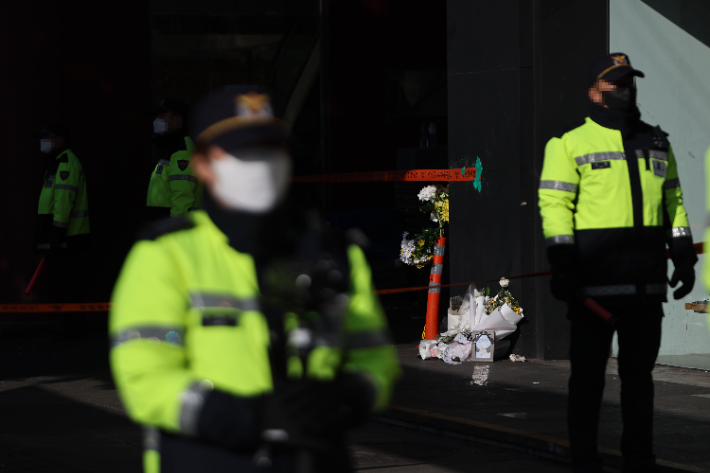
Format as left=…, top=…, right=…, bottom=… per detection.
left=190, top=87, right=290, bottom=151
left=32, top=122, right=70, bottom=139
left=149, top=97, right=190, bottom=117
left=588, top=52, right=645, bottom=86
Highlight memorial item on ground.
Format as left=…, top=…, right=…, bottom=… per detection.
left=419, top=279, right=524, bottom=364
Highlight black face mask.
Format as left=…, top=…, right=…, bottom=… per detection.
left=601, top=86, right=637, bottom=112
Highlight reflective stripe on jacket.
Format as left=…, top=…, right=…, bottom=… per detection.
left=37, top=149, right=90, bottom=237
left=538, top=113, right=692, bottom=303
left=147, top=136, right=204, bottom=217
left=109, top=210, right=400, bottom=469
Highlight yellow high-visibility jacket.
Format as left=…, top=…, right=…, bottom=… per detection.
left=538, top=107, right=693, bottom=304
left=110, top=210, right=401, bottom=472
left=36, top=148, right=90, bottom=252
left=147, top=136, right=203, bottom=218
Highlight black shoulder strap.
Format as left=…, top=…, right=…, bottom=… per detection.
left=137, top=216, right=195, bottom=241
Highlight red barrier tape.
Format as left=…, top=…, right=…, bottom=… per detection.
left=2, top=242, right=704, bottom=311
left=0, top=303, right=112, bottom=313
left=292, top=168, right=477, bottom=183
left=377, top=241, right=706, bottom=296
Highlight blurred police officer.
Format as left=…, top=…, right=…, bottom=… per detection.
left=110, top=87, right=401, bottom=473
left=538, top=53, right=697, bottom=473
left=33, top=122, right=90, bottom=254
left=145, top=98, right=203, bottom=222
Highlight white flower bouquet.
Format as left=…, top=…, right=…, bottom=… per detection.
left=400, top=185, right=450, bottom=268
left=399, top=232, right=433, bottom=268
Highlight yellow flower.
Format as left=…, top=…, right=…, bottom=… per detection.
left=418, top=240, right=425, bottom=246
left=439, top=200, right=450, bottom=223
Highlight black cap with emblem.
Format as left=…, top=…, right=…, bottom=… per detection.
left=149, top=97, right=190, bottom=117
left=32, top=121, right=70, bottom=139
left=190, top=86, right=290, bottom=151
left=588, top=52, right=645, bottom=86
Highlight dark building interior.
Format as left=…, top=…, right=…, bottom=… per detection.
left=1, top=0, right=448, bottom=343
left=2, top=0, right=612, bottom=359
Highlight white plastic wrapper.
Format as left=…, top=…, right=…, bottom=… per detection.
left=473, top=296, right=486, bottom=327
left=419, top=340, right=438, bottom=359
left=500, top=304, right=524, bottom=325
left=443, top=333, right=474, bottom=365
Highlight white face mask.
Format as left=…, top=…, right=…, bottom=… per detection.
left=209, top=148, right=291, bottom=214
left=40, top=139, right=53, bottom=154
left=153, top=118, right=168, bottom=135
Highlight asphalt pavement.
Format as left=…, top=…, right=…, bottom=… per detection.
left=0, top=330, right=573, bottom=472
left=387, top=344, right=710, bottom=472
left=2, top=329, right=710, bottom=472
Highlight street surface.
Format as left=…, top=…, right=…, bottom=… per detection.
left=392, top=344, right=710, bottom=470
left=0, top=330, right=571, bottom=472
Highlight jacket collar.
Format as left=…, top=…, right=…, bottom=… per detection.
left=589, top=104, right=641, bottom=136
left=49, top=146, right=69, bottom=160
left=202, top=192, right=269, bottom=257
left=44, top=146, right=70, bottom=168
left=151, top=130, right=186, bottom=153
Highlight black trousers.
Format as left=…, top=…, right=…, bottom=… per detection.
left=567, top=302, right=662, bottom=473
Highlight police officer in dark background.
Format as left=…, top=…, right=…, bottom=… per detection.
left=33, top=122, right=90, bottom=256
left=32, top=121, right=92, bottom=307
left=538, top=53, right=697, bottom=473
left=145, top=98, right=202, bottom=222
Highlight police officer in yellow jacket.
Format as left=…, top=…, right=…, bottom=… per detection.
left=33, top=122, right=90, bottom=253
left=145, top=98, right=203, bottom=222
left=538, top=53, right=697, bottom=473
left=110, top=87, right=401, bottom=473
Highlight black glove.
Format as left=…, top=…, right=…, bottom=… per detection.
left=670, top=266, right=695, bottom=300
left=668, top=235, right=698, bottom=300
left=195, top=389, right=264, bottom=451
left=547, top=244, right=579, bottom=302
left=47, top=226, right=68, bottom=254
left=259, top=374, right=376, bottom=451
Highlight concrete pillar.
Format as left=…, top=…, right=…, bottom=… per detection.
left=447, top=0, right=608, bottom=359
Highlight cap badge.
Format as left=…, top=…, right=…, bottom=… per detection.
left=235, top=92, right=273, bottom=118
left=611, top=54, right=628, bottom=65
